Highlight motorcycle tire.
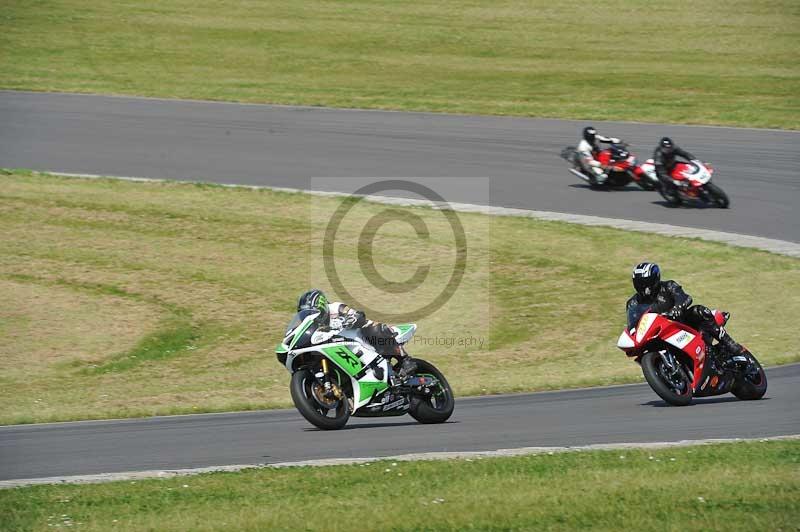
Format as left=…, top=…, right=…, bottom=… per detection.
left=408, top=359, right=455, bottom=424
left=635, top=179, right=656, bottom=191
left=731, top=353, right=767, bottom=400
left=641, top=351, right=693, bottom=406
left=705, top=182, right=730, bottom=209
left=290, top=368, right=351, bottom=430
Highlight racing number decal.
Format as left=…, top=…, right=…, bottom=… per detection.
left=321, top=346, right=363, bottom=376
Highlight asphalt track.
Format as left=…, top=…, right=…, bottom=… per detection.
left=1, top=90, right=798, bottom=242
left=1, top=364, right=797, bottom=482
left=0, top=91, right=798, bottom=482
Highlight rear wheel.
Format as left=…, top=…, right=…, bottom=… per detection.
left=732, top=353, right=767, bottom=400
left=705, top=182, right=730, bottom=208
left=408, top=359, right=455, bottom=424
left=641, top=351, right=693, bottom=406
left=290, top=368, right=350, bottom=430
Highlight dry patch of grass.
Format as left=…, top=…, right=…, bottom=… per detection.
left=0, top=278, right=160, bottom=372
left=1, top=170, right=798, bottom=424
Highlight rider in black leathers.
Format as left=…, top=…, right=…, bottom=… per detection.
left=626, top=263, right=747, bottom=362
left=653, top=137, right=697, bottom=192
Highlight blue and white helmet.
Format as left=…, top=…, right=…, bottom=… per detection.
left=632, top=262, right=661, bottom=298
left=297, top=289, right=330, bottom=322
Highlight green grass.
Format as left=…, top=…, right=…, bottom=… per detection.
left=1, top=169, right=798, bottom=424
left=1, top=0, right=798, bottom=128
left=1, top=440, right=798, bottom=531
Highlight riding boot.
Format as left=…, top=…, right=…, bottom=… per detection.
left=713, top=329, right=750, bottom=372
left=657, top=175, right=677, bottom=194
left=591, top=168, right=608, bottom=186
left=716, top=326, right=745, bottom=354
left=397, top=356, right=418, bottom=380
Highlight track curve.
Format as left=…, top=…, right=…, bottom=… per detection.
left=1, top=91, right=799, bottom=482
left=1, top=364, right=798, bottom=482
left=1, top=91, right=798, bottom=242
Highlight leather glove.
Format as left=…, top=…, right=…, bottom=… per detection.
left=342, top=310, right=366, bottom=329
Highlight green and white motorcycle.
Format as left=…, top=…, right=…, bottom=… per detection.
left=276, top=309, right=454, bottom=430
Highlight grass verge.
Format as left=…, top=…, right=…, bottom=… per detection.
left=1, top=440, right=798, bottom=531
left=1, top=170, right=799, bottom=424
left=1, top=0, right=798, bottom=128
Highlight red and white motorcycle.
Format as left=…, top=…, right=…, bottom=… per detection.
left=618, top=303, right=767, bottom=406
left=561, top=143, right=659, bottom=190
left=640, top=159, right=730, bottom=208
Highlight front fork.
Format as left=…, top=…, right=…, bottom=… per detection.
left=659, top=350, right=692, bottom=387
left=315, top=358, right=342, bottom=399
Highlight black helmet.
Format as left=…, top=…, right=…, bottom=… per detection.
left=632, top=262, right=661, bottom=299
left=659, top=137, right=674, bottom=155
left=297, top=289, right=330, bottom=321
left=583, top=126, right=597, bottom=144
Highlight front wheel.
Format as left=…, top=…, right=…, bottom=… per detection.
left=641, top=351, right=693, bottom=406
left=705, top=182, right=730, bottom=208
left=731, top=353, right=767, bottom=400
left=290, top=368, right=351, bottom=430
left=408, top=359, right=455, bottom=424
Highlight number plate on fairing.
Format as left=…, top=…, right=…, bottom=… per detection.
left=636, top=313, right=657, bottom=342
left=665, top=330, right=695, bottom=349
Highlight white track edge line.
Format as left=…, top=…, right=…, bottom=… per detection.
left=44, top=170, right=800, bottom=257
left=2, top=434, right=798, bottom=489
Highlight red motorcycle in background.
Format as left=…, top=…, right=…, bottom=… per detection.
left=618, top=303, right=767, bottom=406
left=561, top=142, right=659, bottom=190
left=640, top=159, right=730, bottom=208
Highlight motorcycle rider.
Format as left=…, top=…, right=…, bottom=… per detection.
left=653, top=137, right=697, bottom=192
left=297, top=289, right=418, bottom=379
left=576, top=126, right=621, bottom=186
left=627, top=262, right=748, bottom=363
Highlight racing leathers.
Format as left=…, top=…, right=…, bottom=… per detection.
left=626, top=280, right=746, bottom=361
left=576, top=134, right=620, bottom=185
left=653, top=145, right=697, bottom=191
left=328, top=302, right=417, bottom=378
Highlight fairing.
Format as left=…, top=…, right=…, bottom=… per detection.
left=617, top=311, right=707, bottom=391
left=671, top=161, right=712, bottom=185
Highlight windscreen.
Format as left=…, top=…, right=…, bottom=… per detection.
left=285, top=309, right=319, bottom=335
left=627, top=303, right=652, bottom=329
